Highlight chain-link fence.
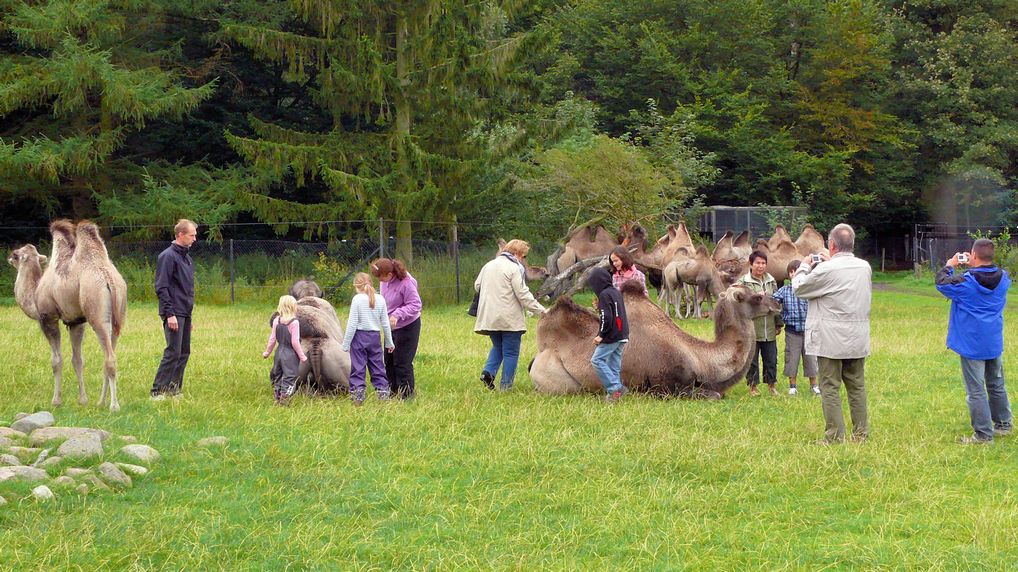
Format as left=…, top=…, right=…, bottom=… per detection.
left=1, top=219, right=502, bottom=307
left=912, top=224, right=1012, bottom=270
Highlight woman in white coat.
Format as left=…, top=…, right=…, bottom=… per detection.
left=474, top=239, right=547, bottom=391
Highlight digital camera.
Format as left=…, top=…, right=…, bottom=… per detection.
left=810, top=253, right=823, bottom=264
left=957, top=253, right=969, bottom=264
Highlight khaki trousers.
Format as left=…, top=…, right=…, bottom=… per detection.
left=817, top=357, right=868, bottom=442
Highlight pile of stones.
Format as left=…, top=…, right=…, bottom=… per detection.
left=0, top=411, right=161, bottom=504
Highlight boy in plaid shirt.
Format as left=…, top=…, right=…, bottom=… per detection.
left=773, top=260, right=820, bottom=395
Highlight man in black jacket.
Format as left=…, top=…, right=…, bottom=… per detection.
left=151, top=219, right=197, bottom=400
left=588, top=267, right=629, bottom=403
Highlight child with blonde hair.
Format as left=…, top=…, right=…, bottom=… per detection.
left=263, top=295, right=308, bottom=405
left=342, top=273, right=394, bottom=405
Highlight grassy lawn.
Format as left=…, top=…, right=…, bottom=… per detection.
left=2, top=282, right=1018, bottom=569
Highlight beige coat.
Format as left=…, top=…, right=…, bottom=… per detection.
left=737, top=271, right=780, bottom=341
left=791, top=252, right=872, bottom=359
left=474, top=255, right=546, bottom=334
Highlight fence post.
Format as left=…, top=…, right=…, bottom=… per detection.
left=229, top=239, right=235, bottom=304
left=378, top=217, right=385, bottom=258
left=453, top=218, right=460, bottom=305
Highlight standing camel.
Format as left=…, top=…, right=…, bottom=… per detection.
left=8, top=220, right=127, bottom=411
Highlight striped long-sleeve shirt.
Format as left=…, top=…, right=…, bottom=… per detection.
left=342, top=293, right=394, bottom=351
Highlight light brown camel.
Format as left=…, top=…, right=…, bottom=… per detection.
left=754, top=233, right=800, bottom=284
left=9, top=220, right=127, bottom=411
left=794, top=224, right=827, bottom=257
left=530, top=282, right=781, bottom=398
left=712, top=230, right=752, bottom=262
left=660, top=245, right=726, bottom=319
left=547, top=225, right=619, bottom=275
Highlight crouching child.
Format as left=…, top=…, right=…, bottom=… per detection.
left=588, top=267, right=629, bottom=403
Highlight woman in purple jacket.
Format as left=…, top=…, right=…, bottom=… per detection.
left=370, top=258, right=423, bottom=399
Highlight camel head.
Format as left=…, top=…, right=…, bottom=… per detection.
left=8, top=244, right=46, bottom=270
left=290, top=279, right=324, bottom=299
left=717, top=285, right=781, bottom=323
left=716, top=258, right=746, bottom=287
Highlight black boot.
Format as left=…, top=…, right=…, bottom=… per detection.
left=480, top=371, right=495, bottom=390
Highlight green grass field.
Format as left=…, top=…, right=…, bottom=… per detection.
left=2, top=280, right=1018, bottom=569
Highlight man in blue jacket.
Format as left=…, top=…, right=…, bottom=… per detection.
left=935, top=238, right=1012, bottom=444
left=150, top=219, right=198, bottom=400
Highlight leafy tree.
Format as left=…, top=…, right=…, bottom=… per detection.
left=0, top=0, right=215, bottom=219
left=221, top=1, right=530, bottom=262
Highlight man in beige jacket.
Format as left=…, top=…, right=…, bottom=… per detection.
left=792, top=223, right=872, bottom=443
left=474, top=239, right=547, bottom=391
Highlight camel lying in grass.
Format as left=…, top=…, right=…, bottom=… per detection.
left=530, top=282, right=781, bottom=398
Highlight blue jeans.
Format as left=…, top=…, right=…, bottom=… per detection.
left=591, top=341, right=626, bottom=393
left=960, top=356, right=1012, bottom=441
left=484, top=331, right=523, bottom=390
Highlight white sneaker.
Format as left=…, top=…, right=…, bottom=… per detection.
left=788, top=387, right=797, bottom=395
left=811, top=385, right=821, bottom=396
left=150, top=394, right=167, bottom=402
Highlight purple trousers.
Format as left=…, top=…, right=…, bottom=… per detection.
left=349, top=329, right=389, bottom=393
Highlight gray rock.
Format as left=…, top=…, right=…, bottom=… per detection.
left=76, top=484, right=89, bottom=495
left=115, top=463, right=149, bottom=477
left=0, top=454, right=21, bottom=466
left=52, top=475, right=75, bottom=487
left=0, top=428, right=27, bottom=441
left=29, top=427, right=111, bottom=446
left=0, top=436, right=12, bottom=450
left=11, top=411, right=54, bottom=434
left=196, top=436, right=229, bottom=448
left=84, top=474, right=109, bottom=491
left=39, top=456, right=63, bottom=470
left=31, top=485, right=54, bottom=501
left=13, top=412, right=29, bottom=421
left=120, top=444, right=160, bottom=465
left=97, top=462, right=132, bottom=489
left=8, top=446, right=41, bottom=459
left=64, top=467, right=91, bottom=478
left=56, top=433, right=104, bottom=460
left=0, top=465, right=48, bottom=482
left=31, top=447, right=52, bottom=467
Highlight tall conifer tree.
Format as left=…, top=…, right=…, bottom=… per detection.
left=0, top=0, right=215, bottom=218
left=223, top=1, right=525, bottom=261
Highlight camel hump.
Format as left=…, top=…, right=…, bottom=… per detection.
left=734, top=230, right=750, bottom=246
left=50, top=219, right=77, bottom=249
left=694, top=244, right=709, bottom=258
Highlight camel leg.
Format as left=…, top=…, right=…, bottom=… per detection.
left=90, top=319, right=119, bottom=412
left=40, top=317, right=63, bottom=407
left=69, top=322, right=88, bottom=405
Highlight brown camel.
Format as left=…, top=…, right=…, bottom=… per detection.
left=547, top=225, right=619, bottom=275
left=9, top=220, right=127, bottom=411
left=270, top=296, right=350, bottom=394
left=660, top=245, right=726, bottom=319
left=530, top=282, right=781, bottom=398
left=794, top=224, right=827, bottom=257
left=712, top=230, right=752, bottom=263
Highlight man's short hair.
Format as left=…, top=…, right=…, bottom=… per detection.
left=174, top=219, right=196, bottom=237
left=972, top=238, right=994, bottom=262
left=749, top=250, right=768, bottom=265
left=829, top=223, right=855, bottom=253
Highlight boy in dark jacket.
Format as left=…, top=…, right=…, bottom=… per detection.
left=588, top=267, right=629, bottom=402
left=935, top=238, right=1013, bottom=444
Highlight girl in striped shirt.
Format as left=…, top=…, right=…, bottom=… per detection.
left=342, top=273, right=395, bottom=406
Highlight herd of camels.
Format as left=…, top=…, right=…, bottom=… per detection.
left=6, top=219, right=828, bottom=410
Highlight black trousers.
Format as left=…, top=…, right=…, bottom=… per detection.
left=746, top=340, right=778, bottom=387
left=151, top=316, right=192, bottom=395
left=385, top=317, right=421, bottom=398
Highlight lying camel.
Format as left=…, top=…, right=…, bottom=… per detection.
left=530, top=282, right=781, bottom=398
left=270, top=296, right=350, bottom=394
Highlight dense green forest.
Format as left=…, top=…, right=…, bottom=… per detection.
left=2, top=0, right=1016, bottom=251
